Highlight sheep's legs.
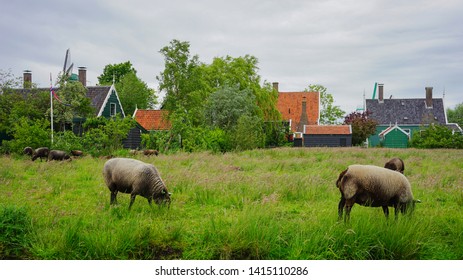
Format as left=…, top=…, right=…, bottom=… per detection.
left=110, top=191, right=118, bottom=205
left=382, top=206, right=389, bottom=218
left=344, top=199, right=355, bottom=223
left=129, top=194, right=136, bottom=210
left=338, top=197, right=346, bottom=220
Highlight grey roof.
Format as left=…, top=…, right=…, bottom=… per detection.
left=86, top=86, right=111, bottom=115
left=365, top=98, right=447, bottom=125
left=11, top=85, right=111, bottom=117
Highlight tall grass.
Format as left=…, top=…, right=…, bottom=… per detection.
left=1, top=147, right=463, bottom=259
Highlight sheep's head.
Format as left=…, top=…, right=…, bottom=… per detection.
left=153, top=188, right=171, bottom=206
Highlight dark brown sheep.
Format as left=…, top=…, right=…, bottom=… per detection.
left=32, top=147, right=49, bottom=161
left=384, top=157, right=405, bottom=174
left=143, top=149, right=159, bottom=156
left=23, top=147, right=33, bottom=156
left=71, top=150, right=83, bottom=157
left=48, top=150, right=71, bottom=161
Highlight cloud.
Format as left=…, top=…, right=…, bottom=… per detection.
left=1, top=0, right=462, bottom=112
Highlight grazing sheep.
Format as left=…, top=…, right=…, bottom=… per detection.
left=71, top=150, right=83, bottom=157
left=143, top=149, right=159, bottom=156
left=384, top=157, right=405, bottom=174
left=31, top=147, right=49, bottom=161
left=48, top=150, right=71, bottom=161
left=103, top=158, right=171, bottom=209
left=23, top=147, right=33, bottom=156
left=336, top=164, right=420, bottom=222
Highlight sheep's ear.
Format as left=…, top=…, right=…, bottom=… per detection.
left=161, top=190, right=166, bottom=195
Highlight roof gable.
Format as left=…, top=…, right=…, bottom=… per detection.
left=133, top=109, right=171, bottom=131
left=86, top=84, right=125, bottom=117
left=379, top=124, right=410, bottom=138
left=277, top=91, right=319, bottom=132
left=365, top=98, right=446, bottom=125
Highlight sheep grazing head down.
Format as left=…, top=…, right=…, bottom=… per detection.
left=384, top=157, right=405, bottom=174
left=336, top=164, right=420, bottom=222
left=103, top=158, right=171, bottom=209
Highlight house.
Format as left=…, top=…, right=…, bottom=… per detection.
left=18, top=70, right=140, bottom=148
left=274, top=82, right=352, bottom=147
left=133, top=109, right=171, bottom=131
left=303, top=125, right=352, bottom=147
left=275, top=82, right=319, bottom=132
left=365, top=84, right=462, bottom=148
left=64, top=68, right=126, bottom=136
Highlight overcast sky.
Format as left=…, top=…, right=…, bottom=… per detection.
left=1, top=0, right=462, bottom=113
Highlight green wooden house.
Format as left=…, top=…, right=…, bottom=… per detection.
left=378, top=124, right=410, bottom=148
left=86, top=84, right=125, bottom=118
left=365, top=84, right=461, bottom=148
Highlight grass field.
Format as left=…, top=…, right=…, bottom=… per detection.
left=1, top=147, right=462, bottom=260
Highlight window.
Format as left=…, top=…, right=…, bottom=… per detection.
left=110, top=103, right=116, bottom=116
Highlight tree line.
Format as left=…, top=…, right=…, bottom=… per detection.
left=1, top=40, right=463, bottom=154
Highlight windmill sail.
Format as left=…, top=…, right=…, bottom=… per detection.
left=63, top=49, right=73, bottom=77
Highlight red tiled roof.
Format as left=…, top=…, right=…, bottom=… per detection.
left=276, top=91, right=319, bottom=132
left=304, top=125, right=352, bottom=135
left=134, top=109, right=171, bottom=131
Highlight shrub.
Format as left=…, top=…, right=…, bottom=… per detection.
left=1, top=117, right=51, bottom=154
left=410, top=124, right=463, bottom=149
left=52, top=131, right=83, bottom=152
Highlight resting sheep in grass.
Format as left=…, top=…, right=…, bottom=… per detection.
left=48, top=150, right=71, bottom=161
left=31, top=147, right=49, bottom=161
left=384, top=157, right=405, bottom=174
left=103, top=158, right=171, bottom=209
left=143, top=149, right=159, bottom=156
left=336, top=164, right=420, bottom=222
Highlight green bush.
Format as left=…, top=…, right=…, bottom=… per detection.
left=1, top=117, right=51, bottom=154
left=410, top=124, right=463, bottom=149
left=52, top=131, right=83, bottom=152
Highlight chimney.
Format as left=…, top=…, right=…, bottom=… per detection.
left=297, top=96, right=309, bottom=132
left=23, top=70, right=32, bottom=88
left=425, top=87, right=433, bottom=108
left=78, top=67, right=87, bottom=87
left=272, top=82, right=279, bottom=92
left=378, top=83, right=384, bottom=102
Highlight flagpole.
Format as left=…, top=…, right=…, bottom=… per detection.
left=50, top=73, right=54, bottom=145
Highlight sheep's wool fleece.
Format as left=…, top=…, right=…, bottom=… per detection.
left=104, top=158, right=166, bottom=194
left=342, top=164, right=413, bottom=203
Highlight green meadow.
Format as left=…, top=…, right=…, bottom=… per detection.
left=1, top=147, right=462, bottom=260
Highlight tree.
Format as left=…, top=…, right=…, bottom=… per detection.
left=343, top=110, right=378, bottom=146
left=157, top=39, right=205, bottom=116
left=117, top=72, right=157, bottom=115
left=232, top=115, right=265, bottom=151
left=48, top=77, right=93, bottom=131
left=204, top=84, right=258, bottom=130
left=306, top=84, right=345, bottom=124
left=447, top=103, right=463, bottom=129
left=0, top=69, right=21, bottom=93
left=97, top=61, right=136, bottom=85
